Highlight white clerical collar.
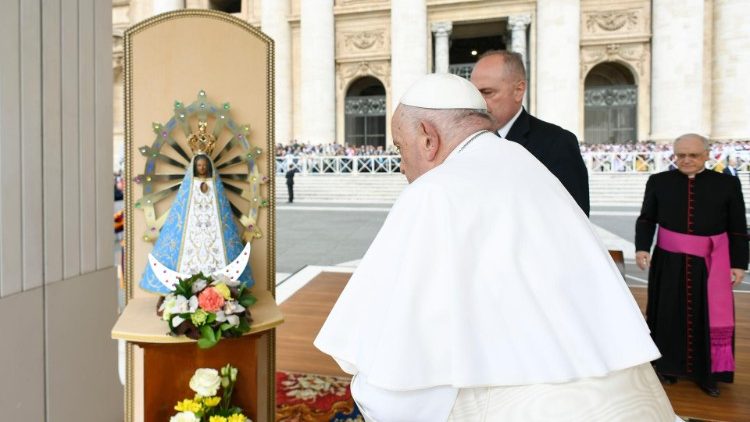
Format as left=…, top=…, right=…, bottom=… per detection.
left=687, top=167, right=706, bottom=179
left=446, top=130, right=491, bottom=162
left=498, top=106, right=524, bottom=138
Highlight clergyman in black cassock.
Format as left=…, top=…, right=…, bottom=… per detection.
left=636, top=136, right=748, bottom=396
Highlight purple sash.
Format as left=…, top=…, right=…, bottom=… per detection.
left=657, top=227, right=735, bottom=372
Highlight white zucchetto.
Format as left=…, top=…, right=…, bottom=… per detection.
left=399, top=73, right=487, bottom=111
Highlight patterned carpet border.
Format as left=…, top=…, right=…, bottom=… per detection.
left=274, top=371, right=709, bottom=422
left=276, top=371, right=363, bottom=422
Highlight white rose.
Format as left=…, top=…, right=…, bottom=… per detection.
left=160, top=295, right=177, bottom=321
left=214, top=311, right=226, bottom=322
left=213, top=274, right=240, bottom=287
left=171, top=315, right=185, bottom=327
left=170, top=411, right=199, bottom=422
left=171, top=296, right=189, bottom=314
left=223, top=300, right=245, bottom=315
left=191, top=279, right=207, bottom=294
left=189, top=368, right=222, bottom=396
left=225, top=315, right=240, bottom=327
left=188, top=295, right=199, bottom=313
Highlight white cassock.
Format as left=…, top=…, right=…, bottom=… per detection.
left=314, top=131, right=677, bottom=422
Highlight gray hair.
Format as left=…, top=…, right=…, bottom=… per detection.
left=674, top=133, right=709, bottom=151
left=477, top=50, right=526, bottom=81
left=400, top=106, right=496, bottom=141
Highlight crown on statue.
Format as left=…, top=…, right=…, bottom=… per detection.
left=188, top=121, right=216, bottom=156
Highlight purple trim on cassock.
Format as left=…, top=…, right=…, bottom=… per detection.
left=657, top=226, right=735, bottom=373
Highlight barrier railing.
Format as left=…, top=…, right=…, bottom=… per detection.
left=275, top=151, right=750, bottom=174
left=276, top=155, right=401, bottom=174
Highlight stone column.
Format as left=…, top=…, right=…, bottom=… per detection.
left=712, top=0, right=750, bottom=139
left=391, top=0, right=427, bottom=109
left=431, top=21, right=452, bottom=73
left=261, top=0, right=292, bottom=145
left=300, top=0, right=335, bottom=144
left=508, top=14, right=531, bottom=107
left=152, top=0, right=184, bottom=15
left=508, top=14, right=530, bottom=68
left=651, top=0, right=704, bottom=141
left=536, top=0, right=580, bottom=137
left=128, top=0, right=153, bottom=23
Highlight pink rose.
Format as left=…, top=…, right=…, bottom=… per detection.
left=198, top=287, right=225, bottom=312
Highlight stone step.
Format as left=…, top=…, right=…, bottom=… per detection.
left=273, top=173, right=750, bottom=206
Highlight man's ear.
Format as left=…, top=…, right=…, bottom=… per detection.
left=419, top=121, right=441, bottom=161
left=514, top=79, right=527, bottom=103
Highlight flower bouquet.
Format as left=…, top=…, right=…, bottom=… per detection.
left=157, top=273, right=256, bottom=349
left=170, top=364, right=251, bottom=422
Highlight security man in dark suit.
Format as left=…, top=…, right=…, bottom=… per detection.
left=471, top=50, right=590, bottom=216
left=285, top=164, right=299, bottom=203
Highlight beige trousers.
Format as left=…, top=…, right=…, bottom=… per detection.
left=447, top=363, right=679, bottom=422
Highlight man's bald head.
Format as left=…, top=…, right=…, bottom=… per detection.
left=470, top=50, right=527, bottom=129
left=673, top=133, right=710, bottom=177
left=477, top=50, right=526, bottom=81
left=674, top=133, right=709, bottom=151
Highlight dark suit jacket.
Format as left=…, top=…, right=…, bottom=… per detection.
left=723, top=166, right=739, bottom=178
left=285, top=168, right=298, bottom=185
left=505, top=108, right=590, bottom=216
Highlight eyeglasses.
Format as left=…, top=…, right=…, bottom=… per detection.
left=675, top=153, right=706, bottom=160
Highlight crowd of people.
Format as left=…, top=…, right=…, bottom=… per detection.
left=277, top=139, right=750, bottom=158
left=581, top=140, right=750, bottom=158
left=274, top=139, right=750, bottom=174
left=275, top=142, right=399, bottom=158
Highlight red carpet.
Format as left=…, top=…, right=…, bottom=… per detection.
left=275, top=371, right=363, bottom=421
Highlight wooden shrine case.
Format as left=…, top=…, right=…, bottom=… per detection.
left=111, top=10, right=282, bottom=422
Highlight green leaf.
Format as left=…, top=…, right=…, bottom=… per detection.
left=237, top=317, right=250, bottom=333
left=220, top=322, right=232, bottom=331
left=197, top=337, right=217, bottom=349
left=239, top=293, right=257, bottom=308
left=200, top=325, right=216, bottom=342
left=206, top=312, right=217, bottom=323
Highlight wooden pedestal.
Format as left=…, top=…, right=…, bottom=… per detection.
left=140, top=335, right=259, bottom=422
left=112, top=290, right=283, bottom=421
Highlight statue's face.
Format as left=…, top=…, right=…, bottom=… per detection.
left=196, top=159, right=209, bottom=176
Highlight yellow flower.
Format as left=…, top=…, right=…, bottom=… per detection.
left=227, top=415, right=247, bottom=422
left=214, top=282, right=232, bottom=300
left=203, top=396, right=221, bottom=407
left=208, top=416, right=228, bottom=422
left=174, top=399, right=202, bottom=413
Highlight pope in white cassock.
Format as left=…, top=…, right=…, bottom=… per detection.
left=314, top=74, right=679, bottom=421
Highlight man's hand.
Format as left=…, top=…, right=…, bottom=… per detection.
left=731, top=268, right=746, bottom=287
left=636, top=251, right=651, bottom=271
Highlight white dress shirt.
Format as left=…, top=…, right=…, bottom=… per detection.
left=497, top=106, right=524, bottom=138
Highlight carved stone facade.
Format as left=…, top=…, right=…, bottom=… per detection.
left=337, top=61, right=390, bottom=90
left=112, top=0, right=749, bottom=152
left=580, top=0, right=651, bottom=141
left=584, top=9, right=642, bottom=34
left=581, top=42, right=649, bottom=76
left=338, top=29, right=388, bottom=57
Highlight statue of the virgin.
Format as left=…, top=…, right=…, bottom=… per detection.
left=140, top=121, right=254, bottom=294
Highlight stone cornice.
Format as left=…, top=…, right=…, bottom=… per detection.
left=581, top=42, right=650, bottom=75
left=336, top=54, right=390, bottom=64
left=580, top=35, right=651, bottom=46
left=336, top=59, right=391, bottom=89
